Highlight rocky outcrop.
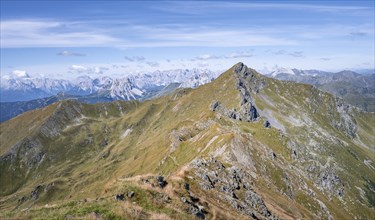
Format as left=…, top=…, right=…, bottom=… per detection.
left=210, top=101, right=220, bottom=111
left=156, top=176, right=168, bottom=188
left=191, top=158, right=276, bottom=219
left=39, top=100, right=84, bottom=138
left=331, top=98, right=357, bottom=138
left=316, top=166, right=345, bottom=198
left=1, top=137, right=44, bottom=167
left=264, top=120, right=271, bottom=128
left=309, top=88, right=358, bottom=139
left=210, top=63, right=265, bottom=123
left=181, top=195, right=206, bottom=219
left=234, top=63, right=264, bottom=122
left=234, top=63, right=266, bottom=94
left=31, top=185, right=43, bottom=200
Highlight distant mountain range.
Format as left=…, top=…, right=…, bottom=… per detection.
left=1, top=67, right=374, bottom=123
left=263, top=67, right=375, bottom=112
left=0, top=69, right=220, bottom=122
left=0, top=69, right=220, bottom=102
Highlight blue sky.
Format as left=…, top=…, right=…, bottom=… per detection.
left=1, top=0, right=374, bottom=79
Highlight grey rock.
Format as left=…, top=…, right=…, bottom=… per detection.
left=184, top=182, right=190, bottom=191
left=188, top=204, right=205, bottom=219
left=247, top=105, right=259, bottom=121
left=39, top=100, right=84, bottom=138
left=156, top=176, right=167, bottom=188
left=181, top=196, right=187, bottom=203
left=228, top=110, right=240, bottom=120
left=245, top=190, right=271, bottom=217
left=317, top=167, right=345, bottom=198
left=264, top=120, right=271, bottom=128
left=31, top=185, right=43, bottom=200
left=115, top=194, right=125, bottom=201
left=127, top=191, right=135, bottom=198
left=192, top=157, right=275, bottom=219
left=332, top=99, right=357, bottom=138
left=234, top=62, right=266, bottom=94
left=199, top=182, right=214, bottom=190
left=270, top=151, right=277, bottom=159
left=191, top=159, right=207, bottom=168
left=99, top=138, right=108, bottom=147
left=210, top=101, right=220, bottom=111
left=18, top=196, right=27, bottom=203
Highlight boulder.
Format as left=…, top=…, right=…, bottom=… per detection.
left=31, top=185, right=43, bottom=200
left=115, top=194, right=125, bottom=201
left=264, top=120, right=271, bottom=128
left=156, top=176, right=167, bottom=188
left=210, top=101, right=220, bottom=111
left=127, top=191, right=135, bottom=198
left=184, top=182, right=190, bottom=191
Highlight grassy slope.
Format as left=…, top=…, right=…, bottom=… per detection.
left=0, top=64, right=374, bottom=219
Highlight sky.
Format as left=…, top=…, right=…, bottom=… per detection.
left=1, top=0, right=374, bottom=79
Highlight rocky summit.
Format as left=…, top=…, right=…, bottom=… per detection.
left=0, top=63, right=374, bottom=219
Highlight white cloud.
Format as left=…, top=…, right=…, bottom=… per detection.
left=269, top=50, right=305, bottom=58
left=2, top=19, right=372, bottom=48
left=57, top=50, right=86, bottom=56
left=320, top=58, right=331, bottom=61
left=122, top=26, right=296, bottom=47
left=191, top=51, right=254, bottom=61
left=0, top=19, right=299, bottom=48
left=69, top=65, right=108, bottom=74
left=197, top=61, right=209, bottom=67
left=1, top=20, right=119, bottom=48
left=192, top=54, right=222, bottom=61
left=288, top=51, right=304, bottom=58
left=350, top=31, right=367, bottom=37
left=11, top=70, right=30, bottom=78
left=146, top=61, right=160, bottom=67
left=152, top=2, right=370, bottom=14
left=226, top=51, right=253, bottom=58
left=69, top=65, right=88, bottom=73
left=124, top=56, right=146, bottom=62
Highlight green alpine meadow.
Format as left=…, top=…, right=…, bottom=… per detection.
left=1, top=63, right=374, bottom=219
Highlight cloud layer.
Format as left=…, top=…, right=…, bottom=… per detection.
left=69, top=65, right=108, bottom=74
left=57, top=51, right=86, bottom=56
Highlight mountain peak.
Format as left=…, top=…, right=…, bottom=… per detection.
left=1, top=63, right=374, bottom=219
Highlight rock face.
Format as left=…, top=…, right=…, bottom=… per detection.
left=191, top=158, right=276, bottom=219
left=234, top=63, right=266, bottom=94
left=39, top=100, right=84, bottom=138
left=316, top=166, right=345, bottom=198
left=234, top=63, right=264, bottom=122
left=2, top=137, right=44, bottom=166
left=1, top=100, right=84, bottom=170
left=331, top=98, right=357, bottom=138
left=210, top=63, right=265, bottom=122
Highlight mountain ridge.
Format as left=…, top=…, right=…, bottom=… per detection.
left=265, top=68, right=375, bottom=112
left=0, top=63, right=374, bottom=219
left=1, top=69, right=219, bottom=102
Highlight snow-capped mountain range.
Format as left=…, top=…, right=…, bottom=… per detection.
left=1, top=66, right=373, bottom=122
left=0, top=69, right=221, bottom=102
left=262, top=67, right=331, bottom=78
